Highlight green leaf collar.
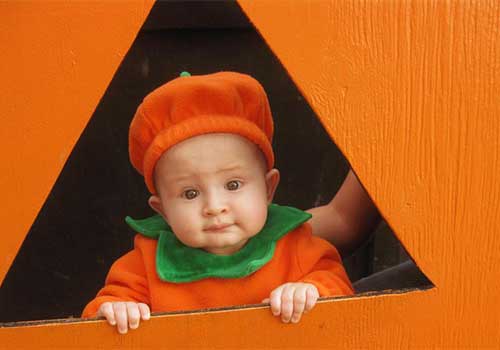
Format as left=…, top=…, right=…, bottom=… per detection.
left=125, top=204, right=311, bottom=283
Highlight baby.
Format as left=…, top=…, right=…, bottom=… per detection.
left=82, top=71, right=353, bottom=333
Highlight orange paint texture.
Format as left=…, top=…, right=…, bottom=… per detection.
left=0, top=1, right=154, bottom=285
left=1, top=0, right=500, bottom=348
left=238, top=0, right=500, bottom=347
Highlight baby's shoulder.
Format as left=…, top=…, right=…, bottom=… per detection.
left=281, top=222, right=336, bottom=252
left=282, top=222, right=313, bottom=241
left=133, top=233, right=159, bottom=255
left=275, top=222, right=313, bottom=253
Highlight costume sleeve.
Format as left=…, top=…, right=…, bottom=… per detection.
left=295, top=225, right=354, bottom=296
left=81, top=244, right=150, bottom=318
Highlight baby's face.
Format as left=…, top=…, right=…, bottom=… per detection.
left=149, top=133, right=279, bottom=255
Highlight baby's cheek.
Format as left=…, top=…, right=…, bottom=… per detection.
left=166, top=210, right=202, bottom=246
left=238, top=197, right=268, bottom=234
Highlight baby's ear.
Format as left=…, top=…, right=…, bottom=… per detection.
left=265, top=168, right=280, bottom=203
left=148, top=195, right=165, bottom=217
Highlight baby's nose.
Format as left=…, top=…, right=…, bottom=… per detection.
left=203, top=205, right=227, bottom=216
left=202, top=194, right=228, bottom=216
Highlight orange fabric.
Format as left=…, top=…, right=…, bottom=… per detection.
left=82, top=223, right=353, bottom=317
left=128, top=72, right=275, bottom=194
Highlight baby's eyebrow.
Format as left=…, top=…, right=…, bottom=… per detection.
left=216, top=164, right=244, bottom=174
left=164, top=164, right=245, bottom=184
left=165, top=173, right=193, bottom=183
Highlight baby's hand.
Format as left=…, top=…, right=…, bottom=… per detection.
left=264, top=282, right=319, bottom=323
left=96, top=301, right=150, bottom=334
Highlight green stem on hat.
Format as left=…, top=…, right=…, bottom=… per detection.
left=180, top=71, right=191, bottom=77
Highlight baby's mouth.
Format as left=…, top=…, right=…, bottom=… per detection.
left=203, top=223, right=232, bottom=233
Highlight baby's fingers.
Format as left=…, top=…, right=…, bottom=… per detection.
left=138, top=303, right=151, bottom=321
left=269, top=284, right=285, bottom=316
left=126, top=302, right=141, bottom=330
left=113, top=302, right=129, bottom=334
left=290, top=287, right=307, bottom=323
left=279, top=284, right=296, bottom=323
left=98, top=302, right=117, bottom=326
left=304, top=285, right=319, bottom=313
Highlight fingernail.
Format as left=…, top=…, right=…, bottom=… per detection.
left=118, top=328, right=127, bottom=334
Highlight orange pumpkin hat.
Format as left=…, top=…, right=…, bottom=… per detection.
left=128, top=71, right=275, bottom=194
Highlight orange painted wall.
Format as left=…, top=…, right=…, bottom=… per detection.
left=238, top=0, right=500, bottom=347
left=0, top=1, right=154, bottom=285
left=1, top=1, right=500, bottom=348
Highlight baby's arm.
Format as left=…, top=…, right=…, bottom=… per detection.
left=82, top=243, right=151, bottom=334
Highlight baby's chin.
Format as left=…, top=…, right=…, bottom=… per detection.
left=176, top=227, right=262, bottom=253
left=200, top=236, right=255, bottom=255
left=202, top=244, right=246, bottom=256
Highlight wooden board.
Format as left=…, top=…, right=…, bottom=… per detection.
left=0, top=1, right=154, bottom=286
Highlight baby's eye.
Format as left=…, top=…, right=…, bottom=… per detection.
left=225, top=180, right=241, bottom=191
left=183, top=189, right=199, bottom=200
